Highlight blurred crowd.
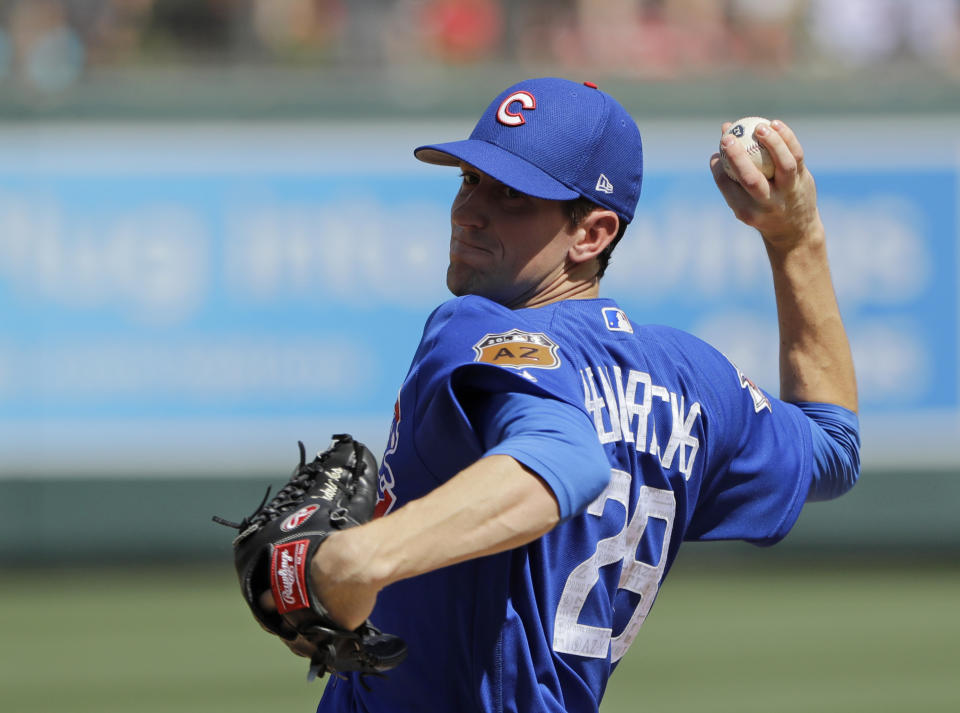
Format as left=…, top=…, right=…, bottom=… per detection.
left=0, top=0, right=957, bottom=92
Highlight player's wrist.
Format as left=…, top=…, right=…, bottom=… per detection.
left=311, top=527, right=387, bottom=595
left=761, top=213, right=826, bottom=257
left=308, top=532, right=378, bottom=630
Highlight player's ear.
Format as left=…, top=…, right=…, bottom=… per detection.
left=568, top=209, right=619, bottom=265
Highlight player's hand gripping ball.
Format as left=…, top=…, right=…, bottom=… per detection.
left=213, top=434, right=407, bottom=683
left=720, top=116, right=775, bottom=181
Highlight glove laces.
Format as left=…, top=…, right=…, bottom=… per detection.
left=212, top=435, right=364, bottom=535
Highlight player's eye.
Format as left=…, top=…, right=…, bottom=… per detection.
left=503, top=185, right=524, bottom=200
left=459, top=171, right=479, bottom=186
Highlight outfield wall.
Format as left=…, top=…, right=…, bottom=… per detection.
left=1, top=467, right=957, bottom=565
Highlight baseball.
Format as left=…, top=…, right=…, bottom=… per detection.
left=720, top=116, right=775, bottom=180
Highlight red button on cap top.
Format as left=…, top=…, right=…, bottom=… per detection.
left=583, top=81, right=599, bottom=89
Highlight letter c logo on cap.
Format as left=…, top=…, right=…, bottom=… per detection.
left=497, top=91, right=536, bottom=127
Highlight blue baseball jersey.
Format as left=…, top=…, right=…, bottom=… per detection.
left=318, top=295, right=813, bottom=713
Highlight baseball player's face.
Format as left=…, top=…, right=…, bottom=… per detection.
left=448, top=163, right=580, bottom=307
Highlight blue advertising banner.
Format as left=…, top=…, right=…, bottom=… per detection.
left=0, top=120, right=956, bottom=474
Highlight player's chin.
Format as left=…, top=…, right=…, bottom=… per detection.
left=446, top=262, right=485, bottom=297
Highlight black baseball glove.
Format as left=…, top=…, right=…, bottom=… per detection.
left=213, top=434, right=407, bottom=682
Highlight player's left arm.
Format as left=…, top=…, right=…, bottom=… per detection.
left=262, top=453, right=562, bottom=657
left=306, top=393, right=608, bottom=632
left=309, top=454, right=559, bottom=631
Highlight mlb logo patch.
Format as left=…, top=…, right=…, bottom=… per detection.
left=602, top=307, right=633, bottom=333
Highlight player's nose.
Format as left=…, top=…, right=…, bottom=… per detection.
left=451, top=188, right=488, bottom=230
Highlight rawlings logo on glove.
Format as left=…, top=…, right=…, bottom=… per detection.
left=213, top=434, right=407, bottom=682
left=272, top=540, right=310, bottom=613
left=282, top=505, right=321, bottom=532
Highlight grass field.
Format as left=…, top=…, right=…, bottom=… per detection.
left=2, top=556, right=957, bottom=713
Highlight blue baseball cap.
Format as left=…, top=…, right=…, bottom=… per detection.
left=415, top=77, right=643, bottom=223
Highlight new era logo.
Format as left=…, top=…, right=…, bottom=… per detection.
left=595, top=174, right=614, bottom=194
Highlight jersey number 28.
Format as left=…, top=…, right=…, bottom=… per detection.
left=553, top=470, right=676, bottom=662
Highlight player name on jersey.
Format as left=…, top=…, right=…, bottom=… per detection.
left=580, top=365, right=701, bottom=479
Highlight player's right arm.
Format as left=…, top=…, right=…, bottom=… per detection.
left=709, top=119, right=857, bottom=413
left=264, top=452, right=564, bottom=656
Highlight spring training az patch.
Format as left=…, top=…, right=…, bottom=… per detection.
left=473, top=329, right=560, bottom=370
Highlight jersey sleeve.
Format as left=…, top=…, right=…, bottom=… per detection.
left=679, top=339, right=814, bottom=546
left=469, top=391, right=610, bottom=521
left=795, top=401, right=861, bottom=502
left=409, top=296, right=595, bottom=490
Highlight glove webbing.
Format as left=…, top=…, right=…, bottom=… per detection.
left=212, top=435, right=367, bottom=539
